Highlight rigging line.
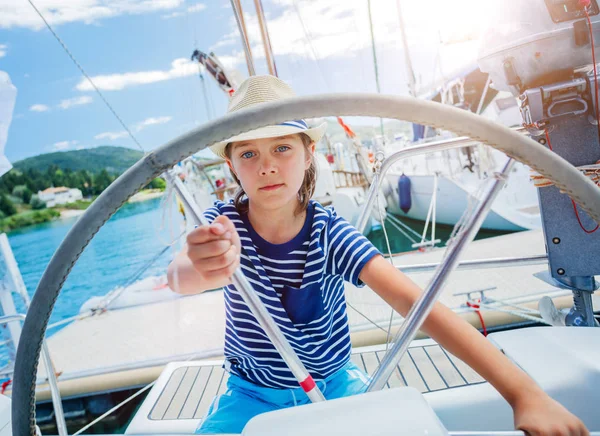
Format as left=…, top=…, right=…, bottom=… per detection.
left=386, top=215, right=418, bottom=245
left=346, top=302, right=389, bottom=334
left=376, top=188, right=396, bottom=352
left=26, top=0, right=145, bottom=153
left=291, top=0, right=330, bottom=91
left=186, top=13, right=200, bottom=125
left=349, top=4, right=369, bottom=90
left=387, top=213, right=422, bottom=240
left=367, top=0, right=385, bottom=137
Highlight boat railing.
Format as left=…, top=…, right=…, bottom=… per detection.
left=395, top=254, right=548, bottom=274
left=353, top=130, right=533, bottom=391
left=0, top=314, right=68, bottom=436
left=332, top=169, right=369, bottom=189
left=355, top=127, right=527, bottom=234
left=366, top=158, right=516, bottom=391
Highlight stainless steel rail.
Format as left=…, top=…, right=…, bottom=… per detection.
left=395, top=254, right=548, bottom=274
left=366, top=159, right=516, bottom=391
left=0, top=314, right=67, bottom=436
left=355, top=127, right=527, bottom=233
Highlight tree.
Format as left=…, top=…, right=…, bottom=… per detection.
left=0, top=194, right=17, bottom=216
left=148, top=178, right=166, bottom=190
left=30, top=195, right=46, bottom=210
left=12, top=185, right=32, bottom=204
left=93, top=169, right=113, bottom=195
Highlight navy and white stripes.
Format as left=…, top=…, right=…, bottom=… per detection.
left=278, top=119, right=308, bottom=130
left=203, top=200, right=380, bottom=389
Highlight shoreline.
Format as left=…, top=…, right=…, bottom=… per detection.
left=2, top=190, right=166, bottom=232
left=58, top=190, right=165, bottom=220
left=127, top=190, right=165, bottom=203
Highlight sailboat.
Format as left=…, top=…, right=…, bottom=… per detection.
left=381, top=3, right=542, bottom=233
left=7, top=0, right=600, bottom=435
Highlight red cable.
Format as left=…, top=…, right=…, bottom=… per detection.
left=544, top=130, right=599, bottom=232
left=467, top=299, right=487, bottom=337
left=572, top=199, right=600, bottom=232
left=1, top=380, right=11, bottom=394
left=544, top=129, right=552, bottom=151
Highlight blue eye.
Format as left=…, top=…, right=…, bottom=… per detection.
left=241, top=151, right=255, bottom=159
left=276, top=145, right=290, bottom=152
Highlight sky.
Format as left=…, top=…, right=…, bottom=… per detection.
left=0, top=0, right=486, bottom=163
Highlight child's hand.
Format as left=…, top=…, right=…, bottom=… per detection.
left=513, top=392, right=588, bottom=436
left=186, top=215, right=241, bottom=286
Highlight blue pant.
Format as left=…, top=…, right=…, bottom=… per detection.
left=196, top=361, right=369, bottom=434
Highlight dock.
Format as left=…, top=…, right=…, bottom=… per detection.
left=28, top=229, right=594, bottom=401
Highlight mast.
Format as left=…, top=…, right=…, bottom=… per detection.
left=253, top=0, right=278, bottom=76
left=396, top=0, right=417, bottom=97
left=230, top=0, right=256, bottom=76
left=367, top=0, right=385, bottom=138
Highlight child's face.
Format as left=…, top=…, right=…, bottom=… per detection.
left=227, top=134, right=314, bottom=211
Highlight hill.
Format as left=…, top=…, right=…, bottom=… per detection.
left=12, top=146, right=144, bottom=174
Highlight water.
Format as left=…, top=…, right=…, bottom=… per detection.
left=368, top=216, right=508, bottom=256
left=2, top=197, right=510, bottom=368
left=5, top=197, right=183, bottom=337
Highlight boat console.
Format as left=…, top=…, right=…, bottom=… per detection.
left=479, top=0, right=600, bottom=326
left=243, top=387, right=448, bottom=436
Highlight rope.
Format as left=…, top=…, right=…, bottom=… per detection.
left=71, top=348, right=221, bottom=435
left=377, top=181, right=396, bottom=352
left=94, top=241, right=177, bottom=311
left=466, top=299, right=487, bottom=337
left=527, top=9, right=600, bottom=233
left=346, top=302, right=390, bottom=334
left=386, top=214, right=419, bottom=245
left=530, top=163, right=600, bottom=189
left=387, top=213, right=423, bottom=240
left=72, top=380, right=155, bottom=436
left=25, top=0, right=145, bottom=153
left=476, top=301, right=553, bottom=326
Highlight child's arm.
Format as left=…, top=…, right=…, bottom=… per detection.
left=167, top=215, right=241, bottom=294
left=359, top=255, right=588, bottom=436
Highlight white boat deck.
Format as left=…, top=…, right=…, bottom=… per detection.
left=30, top=229, right=585, bottom=400
left=129, top=340, right=484, bottom=433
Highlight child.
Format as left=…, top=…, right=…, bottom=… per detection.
left=167, top=75, right=587, bottom=435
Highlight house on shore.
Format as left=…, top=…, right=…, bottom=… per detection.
left=38, top=187, right=83, bottom=207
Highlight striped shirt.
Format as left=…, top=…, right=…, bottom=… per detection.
left=203, top=200, right=380, bottom=389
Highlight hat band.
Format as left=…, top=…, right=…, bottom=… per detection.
left=278, top=119, right=308, bottom=130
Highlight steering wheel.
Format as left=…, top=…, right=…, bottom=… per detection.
left=13, top=94, right=600, bottom=435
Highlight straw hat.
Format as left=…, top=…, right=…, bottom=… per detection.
left=209, top=75, right=327, bottom=159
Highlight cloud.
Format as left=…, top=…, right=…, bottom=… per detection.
left=210, top=0, right=481, bottom=94
left=135, top=116, right=172, bottom=131
left=58, top=95, right=93, bottom=109
left=162, top=11, right=183, bottom=19
left=162, top=2, right=206, bottom=19
left=53, top=140, right=78, bottom=151
left=0, top=44, right=6, bottom=58
left=76, top=57, right=201, bottom=91
left=95, top=131, right=128, bottom=140
left=187, top=3, right=206, bottom=13
left=0, top=0, right=184, bottom=30
left=30, top=104, right=50, bottom=112
left=94, top=115, right=171, bottom=141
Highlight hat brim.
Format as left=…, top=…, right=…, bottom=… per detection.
left=209, top=122, right=327, bottom=159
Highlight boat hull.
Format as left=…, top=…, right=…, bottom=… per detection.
left=385, top=172, right=541, bottom=232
